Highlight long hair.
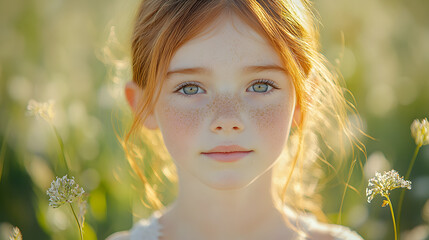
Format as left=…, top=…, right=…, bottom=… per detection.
left=122, top=0, right=362, bottom=220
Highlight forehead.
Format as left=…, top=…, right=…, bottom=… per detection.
left=168, top=13, right=282, bottom=72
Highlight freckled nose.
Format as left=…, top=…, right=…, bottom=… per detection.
left=210, top=116, right=244, bottom=134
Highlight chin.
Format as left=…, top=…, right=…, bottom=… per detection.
left=199, top=171, right=257, bottom=191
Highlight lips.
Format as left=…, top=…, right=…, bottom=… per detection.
left=201, top=145, right=253, bottom=162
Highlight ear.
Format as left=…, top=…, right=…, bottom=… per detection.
left=292, top=103, right=302, bottom=128
left=124, top=81, right=159, bottom=130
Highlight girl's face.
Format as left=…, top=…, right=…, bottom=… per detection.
left=151, top=13, right=297, bottom=190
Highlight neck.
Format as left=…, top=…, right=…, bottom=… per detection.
left=159, top=169, right=291, bottom=240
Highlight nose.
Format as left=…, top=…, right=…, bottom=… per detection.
left=210, top=116, right=244, bottom=134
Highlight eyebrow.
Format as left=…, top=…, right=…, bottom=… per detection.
left=166, top=64, right=287, bottom=78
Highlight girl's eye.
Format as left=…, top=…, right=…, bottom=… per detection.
left=175, top=83, right=205, bottom=95
left=247, top=80, right=278, bottom=93
left=182, top=85, right=199, bottom=95
left=175, top=80, right=277, bottom=95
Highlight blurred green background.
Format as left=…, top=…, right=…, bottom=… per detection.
left=0, top=0, right=428, bottom=239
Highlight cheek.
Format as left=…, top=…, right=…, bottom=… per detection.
left=249, top=102, right=293, bottom=147
left=156, top=103, right=205, bottom=157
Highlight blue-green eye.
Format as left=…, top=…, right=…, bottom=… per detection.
left=247, top=80, right=277, bottom=93
left=252, top=83, right=269, bottom=92
left=182, top=85, right=199, bottom=95
left=176, top=82, right=205, bottom=95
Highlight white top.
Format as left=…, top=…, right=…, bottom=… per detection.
left=106, top=208, right=363, bottom=240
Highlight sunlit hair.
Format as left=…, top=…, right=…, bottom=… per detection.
left=123, top=0, right=363, bottom=220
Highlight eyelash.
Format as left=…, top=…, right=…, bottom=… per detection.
left=173, top=81, right=204, bottom=95
left=173, top=79, right=280, bottom=96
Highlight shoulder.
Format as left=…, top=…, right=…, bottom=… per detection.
left=283, top=207, right=364, bottom=240
left=106, top=212, right=162, bottom=240
left=304, top=220, right=364, bottom=240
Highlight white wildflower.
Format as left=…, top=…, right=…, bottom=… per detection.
left=26, top=99, right=55, bottom=122
left=9, top=226, right=22, bottom=240
left=46, top=175, right=85, bottom=208
left=366, top=169, right=411, bottom=204
left=411, top=118, right=429, bottom=146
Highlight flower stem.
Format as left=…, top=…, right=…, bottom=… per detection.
left=51, top=124, right=69, bottom=173
left=405, top=145, right=421, bottom=181
left=0, top=120, right=11, bottom=183
left=396, top=145, right=420, bottom=236
left=386, top=195, right=397, bottom=240
left=69, top=203, right=83, bottom=240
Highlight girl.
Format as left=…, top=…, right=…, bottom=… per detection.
left=109, top=0, right=363, bottom=239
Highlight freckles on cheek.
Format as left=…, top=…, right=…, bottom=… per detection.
left=249, top=103, right=291, bottom=145
left=159, top=104, right=205, bottom=156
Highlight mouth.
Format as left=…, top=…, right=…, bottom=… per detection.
left=201, top=145, right=253, bottom=162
